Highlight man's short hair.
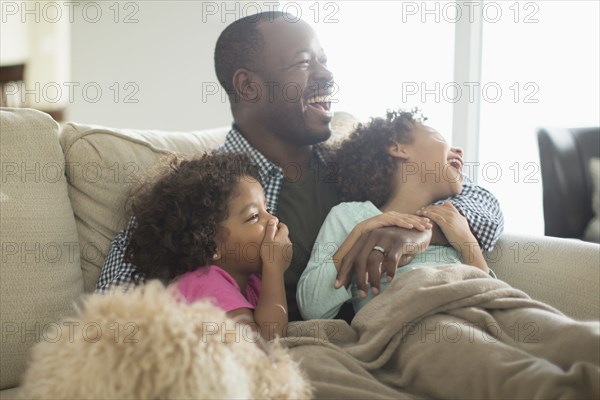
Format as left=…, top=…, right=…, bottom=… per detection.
left=214, top=11, right=290, bottom=95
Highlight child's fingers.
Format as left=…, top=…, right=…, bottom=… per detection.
left=429, top=201, right=457, bottom=214
left=418, top=201, right=457, bottom=213
left=263, top=219, right=278, bottom=241
left=422, top=204, right=452, bottom=218
left=386, top=215, right=415, bottom=229
left=390, top=214, right=431, bottom=231
left=275, top=222, right=290, bottom=240
left=397, top=221, right=417, bottom=230
left=429, top=206, right=449, bottom=217
left=366, top=212, right=431, bottom=232
left=422, top=208, right=446, bottom=226
left=408, top=215, right=432, bottom=229
left=443, top=201, right=458, bottom=211
left=431, top=203, right=460, bottom=221
left=398, top=218, right=427, bottom=231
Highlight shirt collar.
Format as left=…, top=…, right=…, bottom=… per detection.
left=220, top=125, right=330, bottom=171
left=312, top=143, right=329, bottom=166
left=220, top=126, right=282, bottom=178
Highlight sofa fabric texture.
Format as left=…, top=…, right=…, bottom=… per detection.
left=485, top=233, right=599, bottom=321
left=0, top=108, right=84, bottom=390
left=59, top=123, right=228, bottom=292
left=0, top=108, right=599, bottom=396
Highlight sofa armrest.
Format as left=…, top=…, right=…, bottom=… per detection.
left=485, top=233, right=599, bottom=321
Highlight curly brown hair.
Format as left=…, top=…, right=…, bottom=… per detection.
left=125, top=152, right=261, bottom=283
left=331, top=109, right=426, bottom=207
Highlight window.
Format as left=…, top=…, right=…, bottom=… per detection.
left=280, top=1, right=456, bottom=139
left=478, top=0, right=599, bottom=234
left=284, top=1, right=599, bottom=236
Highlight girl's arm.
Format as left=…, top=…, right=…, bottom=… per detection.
left=416, top=179, right=504, bottom=252
left=226, top=221, right=290, bottom=342
left=297, top=204, right=430, bottom=320
left=253, top=263, right=287, bottom=340
left=254, top=220, right=290, bottom=340
left=297, top=204, right=362, bottom=320
left=420, top=201, right=489, bottom=273
left=226, top=272, right=287, bottom=343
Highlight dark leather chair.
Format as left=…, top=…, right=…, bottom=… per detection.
left=537, top=127, right=600, bottom=239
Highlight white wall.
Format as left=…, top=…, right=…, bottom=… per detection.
left=0, top=5, right=28, bottom=65
left=69, top=1, right=241, bottom=130
left=1, top=0, right=70, bottom=110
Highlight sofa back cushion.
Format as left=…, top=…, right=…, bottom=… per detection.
left=0, top=108, right=84, bottom=390
left=59, top=123, right=228, bottom=292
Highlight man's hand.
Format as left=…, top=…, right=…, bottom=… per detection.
left=335, top=226, right=432, bottom=297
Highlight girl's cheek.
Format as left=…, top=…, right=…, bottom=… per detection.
left=257, top=224, right=266, bottom=235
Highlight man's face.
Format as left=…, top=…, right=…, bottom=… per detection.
left=252, top=18, right=334, bottom=145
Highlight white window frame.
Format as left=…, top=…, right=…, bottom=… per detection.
left=451, top=0, right=484, bottom=180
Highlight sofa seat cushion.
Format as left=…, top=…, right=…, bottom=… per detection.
left=59, top=123, right=228, bottom=292
left=0, top=108, right=84, bottom=390
left=485, top=233, right=600, bottom=321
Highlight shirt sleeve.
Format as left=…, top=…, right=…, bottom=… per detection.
left=297, top=203, right=357, bottom=320
left=95, top=217, right=147, bottom=293
left=176, top=267, right=255, bottom=312
left=437, top=179, right=505, bottom=251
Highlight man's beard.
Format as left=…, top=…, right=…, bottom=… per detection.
left=267, top=102, right=332, bottom=146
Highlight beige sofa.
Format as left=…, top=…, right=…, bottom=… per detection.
left=1, top=107, right=599, bottom=398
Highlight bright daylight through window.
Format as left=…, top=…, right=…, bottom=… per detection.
left=280, top=0, right=600, bottom=235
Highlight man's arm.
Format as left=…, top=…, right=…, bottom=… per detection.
left=95, top=216, right=147, bottom=293
left=336, top=181, right=503, bottom=294
left=336, top=227, right=432, bottom=296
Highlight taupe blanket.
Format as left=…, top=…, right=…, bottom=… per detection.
left=283, top=265, right=600, bottom=399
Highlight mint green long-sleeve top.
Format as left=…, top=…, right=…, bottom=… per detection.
left=296, top=201, right=463, bottom=320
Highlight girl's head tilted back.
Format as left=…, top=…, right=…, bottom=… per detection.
left=332, top=109, right=422, bottom=207
left=126, top=152, right=261, bottom=283
left=332, top=109, right=464, bottom=208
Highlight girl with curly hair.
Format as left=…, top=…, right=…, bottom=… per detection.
left=126, top=152, right=291, bottom=340
left=297, top=109, right=493, bottom=320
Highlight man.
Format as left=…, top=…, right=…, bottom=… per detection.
left=96, top=11, right=503, bottom=323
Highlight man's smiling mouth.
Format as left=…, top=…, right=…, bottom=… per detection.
left=306, top=94, right=332, bottom=112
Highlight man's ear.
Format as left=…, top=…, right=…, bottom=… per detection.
left=386, top=142, right=410, bottom=160
left=232, top=69, right=262, bottom=103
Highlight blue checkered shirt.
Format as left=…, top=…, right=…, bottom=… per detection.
left=96, top=127, right=504, bottom=293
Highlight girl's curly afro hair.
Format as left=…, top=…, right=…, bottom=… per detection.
left=125, top=152, right=261, bottom=284
left=331, top=109, right=426, bottom=208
